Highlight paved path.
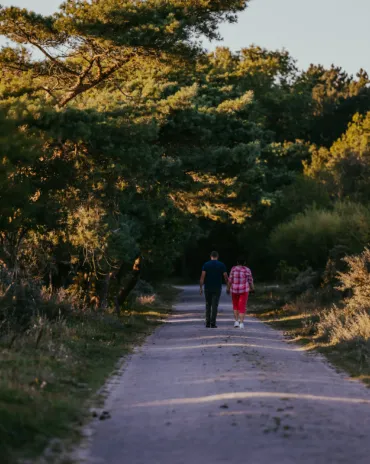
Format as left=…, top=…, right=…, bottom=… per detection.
left=82, top=286, right=370, bottom=464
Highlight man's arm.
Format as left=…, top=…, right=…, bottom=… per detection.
left=200, top=270, right=206, bottom=295
left=224, top=272, right=230, bottom=294
left=223, top=264, right=230, bottom=292
left=226, top=267, right=233, bottom=293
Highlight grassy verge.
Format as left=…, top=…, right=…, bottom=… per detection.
left=250, top=285, right=370, bottom=387
left=0, top=285, right=178, bottom=464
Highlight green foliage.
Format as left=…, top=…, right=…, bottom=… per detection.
left=291, top=66, right=370, bottom=146
left=1, top=0, right=265, bottom=311
left=0, top=1, right=249, bottom=107
left=1, top=0, right=370, bottom=315
left=306, top=112, right=370, bottom=203
left=265, top=175, right=331, bottom=227
left=270, top=203, right=370, bottom=269
left=275, top=261, right=299, bottom=284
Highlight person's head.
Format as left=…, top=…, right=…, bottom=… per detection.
left=210, top=251, right=219, bottom=261
left=237, top=255, right=247, bottom=266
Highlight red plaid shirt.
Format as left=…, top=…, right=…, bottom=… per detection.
left=229, top=266, right=253, bottom=294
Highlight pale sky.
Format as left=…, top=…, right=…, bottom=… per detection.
left=1, top=0, right=369, bottom=76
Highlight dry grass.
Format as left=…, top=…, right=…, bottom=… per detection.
left=0, top=285, right=177, bottom=464
left=136, top=294, right=157, bottom=306
left=251, top=280, right=370, bottom=385
left=317, top=307, right=370, bottom=344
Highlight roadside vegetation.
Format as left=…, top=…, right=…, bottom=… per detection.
left=252, top=249, right=370, bottom=385
left=0, top=281, right=175, bottom=464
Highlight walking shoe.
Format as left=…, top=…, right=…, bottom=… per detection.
left=234, top=321, right=240, bottom=328
left=239, top=322, right=245, bottom=329
left=211, top=325, right=218, bottom=328
left=205, top=323, right=211, bottom=328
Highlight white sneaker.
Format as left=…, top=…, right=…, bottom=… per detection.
left=239, top=322, right=245, bottom=329
left=234, top=321, right=240, bottom=328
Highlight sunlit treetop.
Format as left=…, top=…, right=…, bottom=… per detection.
left=0, top=0, right=249, bottom=107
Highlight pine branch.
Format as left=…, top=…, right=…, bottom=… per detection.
left=57, top=62, right=125, bottom=108
left=10, top=20, right=79, bottom=77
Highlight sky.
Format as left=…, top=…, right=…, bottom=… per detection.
left=1, top=0, right=370, bottom=76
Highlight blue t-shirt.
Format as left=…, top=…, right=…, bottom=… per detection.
left=202, top=260, right=227, bottom=291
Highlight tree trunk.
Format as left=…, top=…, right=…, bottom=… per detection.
left=99, top=273, right=112, bottom=311
left=115, top=256, right=142, bottom=316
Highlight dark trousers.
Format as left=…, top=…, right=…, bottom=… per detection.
left=205, top=289, right=221, bottom=326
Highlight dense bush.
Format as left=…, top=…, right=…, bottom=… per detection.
left=297, top=249, right=370, bottom=347
left=288, top=268, right=322, bottom=296
left=274, top=260, right=299, bottom=283
left=266, top=176, right=332, bottom=226
left=270, top=202, right=370, bottom=269
left=337, top=248, right=370, bottom=312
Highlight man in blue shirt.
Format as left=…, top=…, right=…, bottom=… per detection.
left=200, top=251, right=229, bottom=328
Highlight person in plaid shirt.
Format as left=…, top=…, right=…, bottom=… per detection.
left=227, top=256, right=254, bottom=329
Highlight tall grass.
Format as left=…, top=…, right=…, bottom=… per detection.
left=317, top=248, right=370, bottom=346
left=255, top=248, right=370, bottom=381
left=0, top=280, right=174, bottom=464
left=317, top=307, right=370, bottom=344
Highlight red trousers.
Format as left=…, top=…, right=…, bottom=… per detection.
left=232, top=292, right=249, bottom=314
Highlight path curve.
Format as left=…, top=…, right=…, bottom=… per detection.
left=81, top=286, right=370, bottom=464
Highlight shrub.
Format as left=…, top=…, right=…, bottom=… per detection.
left=132, top=280, right=155, bottom=296
left=317, top=248, right=370, bottom=347
left=270, top=208, right=342, bottom=268
left=337, top=248, right=370, bottom=312
left=130, top=280, right=156, bottom=303
left=275, top=260, right=299, bottom=283
left=270, top=202, right=370, bottom=269
left=267, top=175, right=332, bottom=225
left=317, top=307, right=370, bottom=345
left=289, top=267, right=321, bottom=296
left=0, top=266, right=71, bottom=336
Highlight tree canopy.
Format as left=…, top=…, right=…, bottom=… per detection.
left=1, top=0, right=370, bottom=310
